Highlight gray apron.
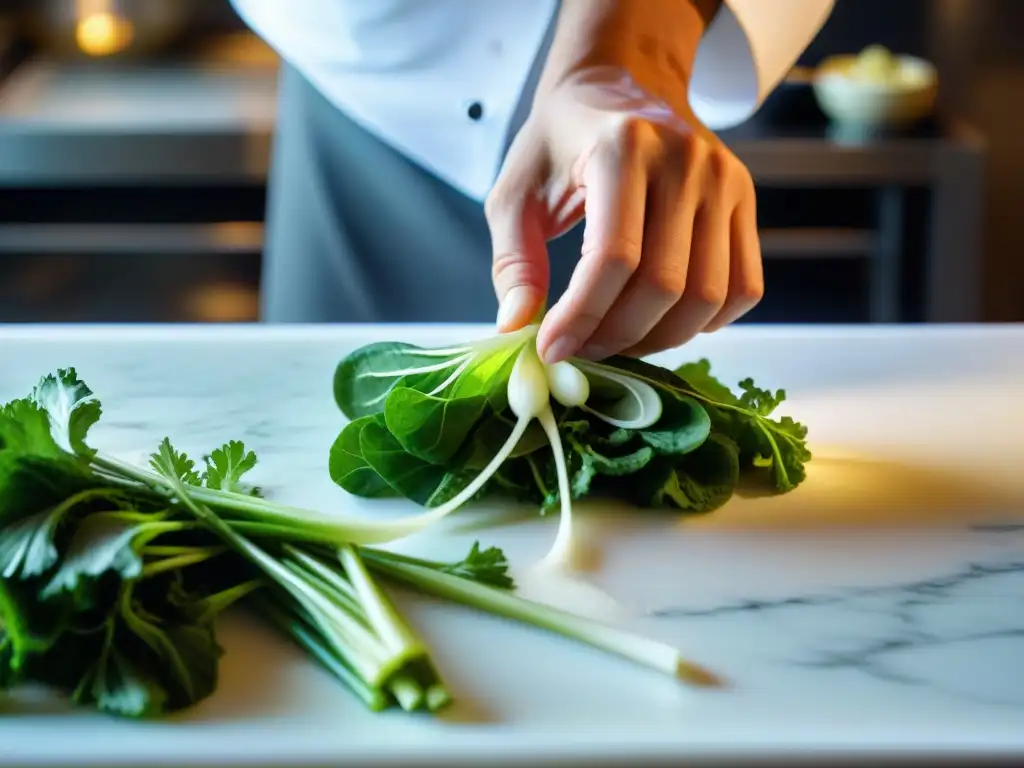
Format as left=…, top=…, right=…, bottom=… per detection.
left=261, top=13, right=581, bottom=323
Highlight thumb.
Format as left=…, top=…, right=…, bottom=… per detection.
left=485, top=157, right=550, bottom=333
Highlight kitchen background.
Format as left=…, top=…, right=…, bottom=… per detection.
left=0, top=0, right=1019, bottom=324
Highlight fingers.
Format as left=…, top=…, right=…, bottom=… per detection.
left=486, top=136, right=551, bottom=332
left=623, top=199, right=731, bottom=357
left=704, top=192, right=764, bottom=332
left=488, top=196, right=551, bottom=332
left=496, top=111, right=763, bottom=359
left=581, top=138, right=704, bottom=358
left=620, top=144, right=761, bottom=358
left=536, top=121, right=650, bottom=363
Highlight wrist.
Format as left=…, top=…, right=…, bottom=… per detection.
left=536, top=0, right=720, bottom=112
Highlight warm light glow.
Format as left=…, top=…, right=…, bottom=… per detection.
left=184, top=283, right=260, bottom=323
left=75, top=12, right=135, bottom=57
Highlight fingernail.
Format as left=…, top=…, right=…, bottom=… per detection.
left=497, top=287, right=532, bottom=331
left=578, top=344, right=610, bottom=361
left=542, top=335, right=578, bottom=364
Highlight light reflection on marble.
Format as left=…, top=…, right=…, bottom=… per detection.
left=0, top=324, right=1022, bottom=765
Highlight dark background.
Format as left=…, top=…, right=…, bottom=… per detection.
left=0, top=0, right=1019, bottom=324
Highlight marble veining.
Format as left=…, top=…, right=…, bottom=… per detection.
left=652, top=525, right=1024, bottom=708
left=0, top=325, right=1022, bottom=764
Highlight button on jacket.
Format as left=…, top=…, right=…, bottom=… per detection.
left=232, top=0, right=834, bottom=200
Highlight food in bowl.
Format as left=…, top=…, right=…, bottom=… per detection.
left=812, top=45, right=938, bottom=128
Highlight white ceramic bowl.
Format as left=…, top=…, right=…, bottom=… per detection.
left=812, top=52, right=938, bottom=128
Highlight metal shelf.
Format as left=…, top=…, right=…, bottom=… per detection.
left=0, top=222, right=263, bottom=255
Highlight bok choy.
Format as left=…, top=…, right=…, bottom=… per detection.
left=331, top=324, right=812, bottom=566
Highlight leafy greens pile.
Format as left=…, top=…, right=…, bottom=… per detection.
left=0, top=368, right=702, bottom=718
left=331, top=325, right=811, bottom=567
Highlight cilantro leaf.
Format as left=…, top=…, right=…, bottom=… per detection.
left=361, top=541, right=515, bottom=591
left=203, top=440, right=262, bottom=496
left=73, top=643, right=171, bottom=718
left=149, top=438, right=201, bottom=486
left=442, top=542, right=514, bottom=589
left=736, top=377, right=784, bottom=415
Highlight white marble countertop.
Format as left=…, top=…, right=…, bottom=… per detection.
left=0, top=323, right=1022, bottom=767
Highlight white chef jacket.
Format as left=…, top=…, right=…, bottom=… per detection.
left=231, top=0, right=834, bottom=201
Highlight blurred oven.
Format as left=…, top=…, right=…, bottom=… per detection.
left=1, top=0, right=247, bottom=61
left=0, top=187, right=264, bottom=322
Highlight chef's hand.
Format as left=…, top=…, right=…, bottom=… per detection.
left=487, top=0, right=763, bottom=364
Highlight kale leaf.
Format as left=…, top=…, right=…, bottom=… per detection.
left=673, top=359, right=811, bottom=491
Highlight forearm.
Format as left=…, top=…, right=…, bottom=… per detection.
left=535, top=0, right=721, bottom=111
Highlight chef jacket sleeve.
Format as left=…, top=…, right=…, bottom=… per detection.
left=688, top=0, right=834, bottom=129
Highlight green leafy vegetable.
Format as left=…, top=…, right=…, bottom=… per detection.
left=650, top=357, right=810, bottom=491
left=2, top=366, right=710, bottom=718
left=331, top=325, right=811, bottom=543
left=0, top=401, right=224, bottom=716
left=328, top=415, right=396, bottom=499
left=202, top=440, right=261, bottom=496
left=631, top=434, right=741, bottom=513
left=0, top=372, right=467, bottom=716
left=333, top=327, right=694, bottom=573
